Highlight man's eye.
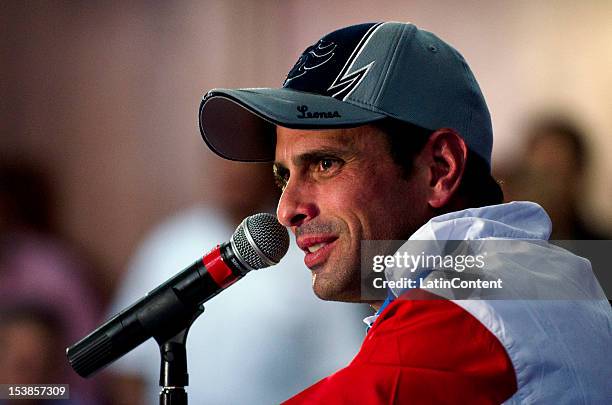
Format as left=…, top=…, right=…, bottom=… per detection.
left=318, top=158, right=341, bottom=172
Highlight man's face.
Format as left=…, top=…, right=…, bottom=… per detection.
left=274, top=125, right=430, bottom=302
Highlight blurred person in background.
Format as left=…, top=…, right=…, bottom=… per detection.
left=0, top=162, right=104, bottom=403
left=500, top=116, right=609, bottom=239
left=107, top=158, right=368, bottom=405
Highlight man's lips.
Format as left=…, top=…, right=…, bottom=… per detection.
left=296, top=235, right=339, bottom=269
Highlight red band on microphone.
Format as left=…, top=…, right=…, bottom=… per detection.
left=203, top=245, right=238, bottom=288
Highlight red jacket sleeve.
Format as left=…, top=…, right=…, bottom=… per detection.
left=284, top=290, right=517, bottom=404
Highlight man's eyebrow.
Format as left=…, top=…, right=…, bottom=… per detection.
left=272, top=130, right=358, bottom=169
left=280, top=146, right=354, bottom=169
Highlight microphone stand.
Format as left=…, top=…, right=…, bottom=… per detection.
left=155, top=306, right=204, bottom=405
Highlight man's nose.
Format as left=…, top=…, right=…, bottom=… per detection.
left=276, top=180, right=318, bottom=228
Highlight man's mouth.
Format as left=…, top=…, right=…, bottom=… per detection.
left=297, top=236, right=339, bottom=269
left=307, top=243, right=327, bottom=253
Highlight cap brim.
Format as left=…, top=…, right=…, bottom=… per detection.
left=199, top=87, right=385, bottom=162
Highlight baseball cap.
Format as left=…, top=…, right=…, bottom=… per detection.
left=199, top=22, right=493, bottom=166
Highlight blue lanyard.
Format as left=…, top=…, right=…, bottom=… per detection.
left=376, top=292, right=394, bottom=317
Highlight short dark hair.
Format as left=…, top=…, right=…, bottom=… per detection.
left=375, top=118, right=504, bottom=209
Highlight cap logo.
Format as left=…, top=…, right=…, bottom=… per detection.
left=296, top=105, right=341, bottom=119
left=284, top=40, right=337, bottom=84
left=327, top=23, right=382, bottom=100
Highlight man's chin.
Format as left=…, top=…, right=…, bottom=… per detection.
left=311, top=273, right=361, bottom=303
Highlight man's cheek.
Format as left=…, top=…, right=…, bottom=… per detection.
left=352, top=183, right=391, bottom=213
left=325, top=185, right=362, bottom=209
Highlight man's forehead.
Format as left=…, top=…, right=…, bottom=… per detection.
left=276, top=126, right=359, bottom=145
left=273, top=125, right=384, bottom=160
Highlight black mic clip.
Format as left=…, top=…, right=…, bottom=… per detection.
left=156, top=304, right=204, bottom=405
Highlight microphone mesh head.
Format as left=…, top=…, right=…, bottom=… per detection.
left=231, top=213, right=289, bottom=270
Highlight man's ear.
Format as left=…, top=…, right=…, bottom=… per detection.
left=419, top=128, right=468, bottom=209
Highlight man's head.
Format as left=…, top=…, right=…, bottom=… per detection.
left=274, top=122, right=479, bottom=300
left=198, top=22, right=500, bottom=302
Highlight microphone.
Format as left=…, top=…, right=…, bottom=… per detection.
left=66, top=213, right=289, bottom=378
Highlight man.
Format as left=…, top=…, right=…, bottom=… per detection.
left=198, top=22, right=611, bottom=403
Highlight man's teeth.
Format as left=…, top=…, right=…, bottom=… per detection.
left=307, top=243, right=327, bottom=253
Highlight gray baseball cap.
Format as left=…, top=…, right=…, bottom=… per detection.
left=199, top=22, right=492, bottom=166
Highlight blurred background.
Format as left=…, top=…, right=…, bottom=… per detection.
left=1, top=1, right=611, bottom=404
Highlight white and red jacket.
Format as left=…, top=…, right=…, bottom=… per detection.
left=284, top=202, right=611, bottom=404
